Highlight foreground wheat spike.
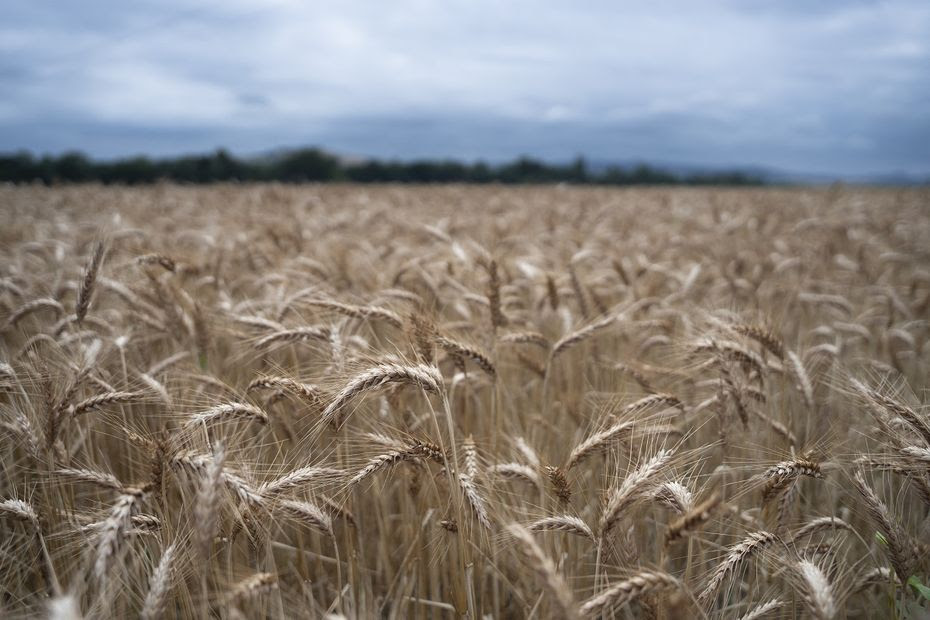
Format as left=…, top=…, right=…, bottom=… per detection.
left=732, top=324, right=784, bottom=359
left=853, top=567, right=893, bottom=592
left=3, top=297, right=64, bottom=329
left=228, top=572, right=278, bottom=603
left=853, top=379, right=930, bottom=447
left=69, top=390, right=144, bottom=417
left=738, top=598, right=785, bottom=620
left=141, top=543, right=177, bottom=620
left=322, top=363, right=443, bottom=427
left=255, top=326, right=330, bottom=349
left=184, top=402, right=268, bottom=428
left=458, top=472, right=493, bottom=530
left=653, top=481, right=694, bottom=514
left=0, top=498, right=39, bottom=525
left=567, top=419, right=634, bottom=469
left=260, top=466, right=345, bottom=495
left=436, top=336, right=497, bottom=377
left=487, top=463, right=541, bottom=488
left=195, top=443, right=225, bottom=557
left=94, top=488, right=146, bottom=582
left=901, top=445, right=930, bottom=464
left=171, top=451, right=265, bottom=507
left=795, top=560, right=837, bottom=619
left=76, top=240, right=106, bottom=323
left=499, top=330, right=548, bottom=347
left=304, top=299, right=403, bottom=328
left=230, top=314, right=285, bottom=332
left=545, top=465, right=572, bottom=504
left=506, top=523, right=577, bottom=618
left=47, top=595, right=82, bottom=620
left=348, top=440, right=444, bottom=487
left=579, top=570, right=681, bottom=618
left=526, top=515, right=595, bottom=542
left=698, top=531, right=781, bottom=607
left=666, top=489, right=721, bottom=544
left=550, top=313, right=616, bottom=360
left=786, top=350, right=814, bottom=407
left=791, top=516, right=852, bottom=542
left=136, top=253, right=176, bottom=272
left=246, top=376, right=321, bottom=402
left=514, top=437, right=541, bottom=468
left=760, top=457, right=822, bottom=504
left=463, top=435, right=479, bottom=478
left=56, top=468, right=126, bottom=492
left=851, top=470, right=918, bottom=581
left=275, top=499, right=334, bottom=539
left=601, top=449, right=674, bottom=534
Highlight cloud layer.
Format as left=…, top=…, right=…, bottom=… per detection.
left=2, top=0, right=929, bottom=175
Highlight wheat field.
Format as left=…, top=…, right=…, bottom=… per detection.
left=1, top=183, right=929, bottom=619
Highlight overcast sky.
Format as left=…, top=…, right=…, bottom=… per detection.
left=2, top=0, right=929, bottom=176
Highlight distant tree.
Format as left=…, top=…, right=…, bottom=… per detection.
left=0, top=152, right=39, bottom=182
left=0, top=147, right=767, bottom=186
left=276, top=148, right=342, bottom=182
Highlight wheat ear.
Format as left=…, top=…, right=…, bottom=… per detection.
left=579, top=570, right=681, bottom=617
left=322, top=363, right=442, bottom=427
left=506, top=523, right=577, bottom=618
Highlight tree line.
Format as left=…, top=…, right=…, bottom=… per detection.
left=0, top=148, right=765, bottom=185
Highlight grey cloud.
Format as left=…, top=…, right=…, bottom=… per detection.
left=1, top=0, right=928, bottom=176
